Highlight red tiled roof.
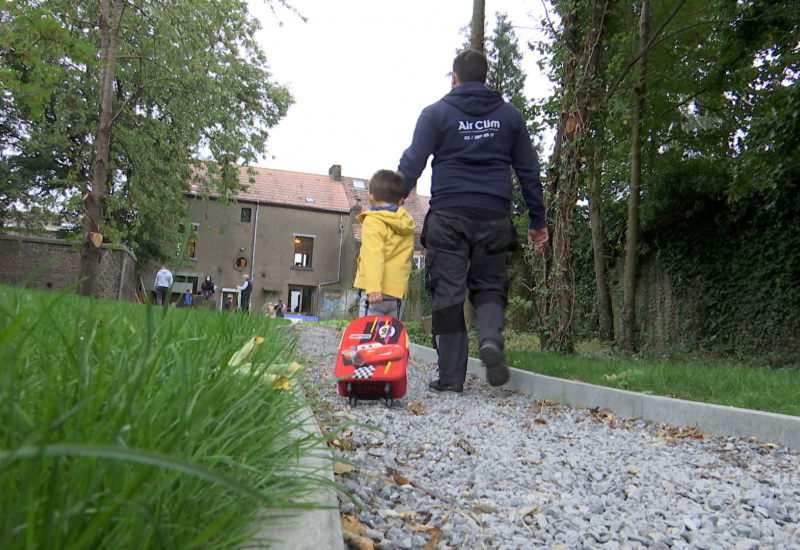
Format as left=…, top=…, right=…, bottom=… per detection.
left=235, top=165, right=351, bottom=212
left=190, top=164, right=429, bottom=223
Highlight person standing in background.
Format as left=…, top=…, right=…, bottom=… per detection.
left=236, top=274, right=252, bottom=313
left=200, top=275, right=216, bottom=303
left=276, top=299, right=285, bottom=318
left=154, top=265, right=173, bottom=306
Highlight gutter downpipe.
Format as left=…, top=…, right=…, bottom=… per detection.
left=318, top=214, right=344, bottom=319
left=250, top=203, right=260, bottom=312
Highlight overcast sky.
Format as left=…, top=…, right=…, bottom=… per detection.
left=247, top=0, right=554, bottom=195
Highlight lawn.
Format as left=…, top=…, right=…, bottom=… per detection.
left=0, top=285, right=337, bottom=549
left=403, top=322, right=800, bottom=417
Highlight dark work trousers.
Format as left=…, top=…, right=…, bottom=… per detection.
left=423, top=209, right=514, bottom=387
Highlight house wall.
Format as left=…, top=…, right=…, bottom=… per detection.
left=185, top=198, right=354, bottom=316
left=0, top=235, right=139, bottom=301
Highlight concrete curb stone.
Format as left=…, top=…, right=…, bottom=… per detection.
left=410, top=342, right=800, bottom=450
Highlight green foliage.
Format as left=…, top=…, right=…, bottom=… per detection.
left=0, top=285, right=336, bottom=549
left=645, top=162, right=800, bottom=359
left=486, top=12, right=527, bottom=108
left=506, top=348, right=800, bottom=416
left=0, top=0, right=294, bottom=264
left=408, top=269, right=431, bottom=317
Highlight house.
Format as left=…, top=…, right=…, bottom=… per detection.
left=177, top=164, right=428, bottom=319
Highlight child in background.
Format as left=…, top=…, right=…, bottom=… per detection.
left=353, top=169, right=415, bottom=319
left=181, top=289, right=193, bottom=307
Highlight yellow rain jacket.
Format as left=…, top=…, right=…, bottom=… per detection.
left=354, top=207, right=416, bottom=299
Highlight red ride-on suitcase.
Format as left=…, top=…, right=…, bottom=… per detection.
left=335, top=315, right=408, bottom=407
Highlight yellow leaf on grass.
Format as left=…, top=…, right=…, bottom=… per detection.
left=228, top=336, right=266, bottom=367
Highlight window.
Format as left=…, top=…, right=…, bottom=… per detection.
left=178, top=223, right=198, bottom=259
left=293, top=235, right=313, bottom=268
left=234, top=256, right=248, bottom=269
left=174, top=275, right=198, bottom=295
left=241, top=207, right=252, bottom=222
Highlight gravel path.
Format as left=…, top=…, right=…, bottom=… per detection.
left=292, top=324, right=800, bottom=550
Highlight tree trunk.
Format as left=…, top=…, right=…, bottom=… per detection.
left=79, top=0, right=124, bottom=297
left=470, top=0, right=485, bottom=52
left=587, top=121, right=614, bottom=341
left=542, top=0, right=613, bottom=353
left=622, top=0, right=650, bottom=350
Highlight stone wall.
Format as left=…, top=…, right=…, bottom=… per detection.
left=0, top=235, right=140, bottom=301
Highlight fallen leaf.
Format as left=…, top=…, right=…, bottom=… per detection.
left=407, top=401, right=425, bottom=415
left=228, top=336, right=266, bottom=367
left=409, top=524, right=438, bottom=533
left=340, top=514, right=364, bottom=535
left=519, top=505, right=540, bottom=518
left=472, top=503, right=500, bottom=514
left=533, top=417, right=548, bottom=425
left=456, top=438, right=477, bottom=455
left=333, top=462, right=358, bottom=474
left=328, top=439, right=356, bottom=452
left=342, top=530, right=374, bottom=550
left=424, top=527, right=442, bottom=550
left=393, top=474, right=410, bottom=486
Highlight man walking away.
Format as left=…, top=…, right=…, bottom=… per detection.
left=398, top=49, right=549, bottom=394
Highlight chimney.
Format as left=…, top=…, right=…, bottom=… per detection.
left=329, top=164, right=342, bottom=182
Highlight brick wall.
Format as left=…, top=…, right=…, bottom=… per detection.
left=0, top=235, right=140, bottom=301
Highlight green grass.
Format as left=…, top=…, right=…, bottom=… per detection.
left=403, top=322, right=800, bottom=417
left=0, top=285, right=338, bottom=550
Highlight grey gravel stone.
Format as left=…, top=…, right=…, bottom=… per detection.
left=293, top=325, right=800, bottom=550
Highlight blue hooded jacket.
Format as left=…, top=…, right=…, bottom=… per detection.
left=399, top=82, right=545, bottom=229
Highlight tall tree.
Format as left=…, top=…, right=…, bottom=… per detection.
left=471, top=0, right=485, bottom=52
left=541, top=0, right=614, bottom=352
left=80, top=0, right=124, bottom=296
left=1, top=0, right=293, bottom=295
left=586, top=121, right=614, bottom=341
left=621, top=0, right=650, bottom=350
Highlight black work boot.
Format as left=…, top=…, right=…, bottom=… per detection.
left=480, top=340, right=509, bottom=387
left=428, top=380, right=463, bottom=393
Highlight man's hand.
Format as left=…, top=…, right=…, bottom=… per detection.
left=367, top=292, right=383, bottom=303
left=527, top=227, right=549, bottom=251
